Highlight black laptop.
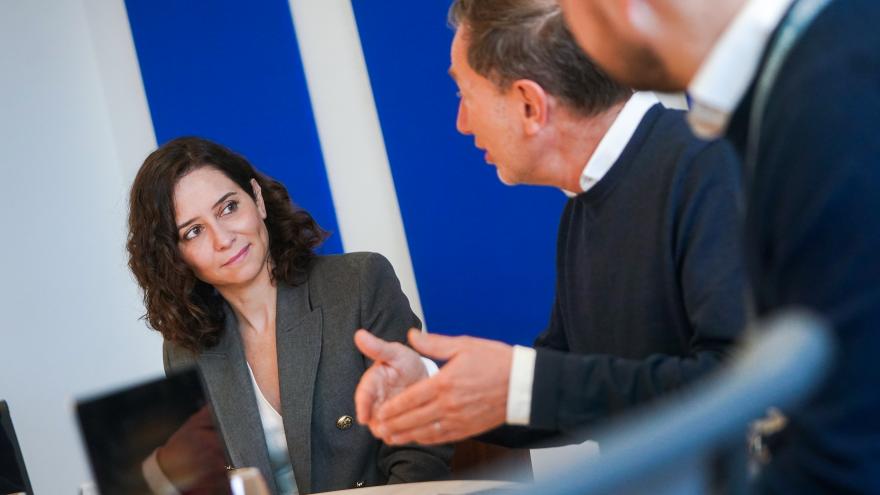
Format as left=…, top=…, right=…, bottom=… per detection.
left=0, top=400, right=32, bottom=495
left=75, top=367, right=232, bottom=495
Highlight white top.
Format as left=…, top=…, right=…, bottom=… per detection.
left=246, top=364, right=298, bottom=495
left=687, top=0, right=796, bottom=138
left=506, top=91, right=661, bottom=426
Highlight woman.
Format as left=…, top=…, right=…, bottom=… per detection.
left=127, top=137, right=451, bottom=494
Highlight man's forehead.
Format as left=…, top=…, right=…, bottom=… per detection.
left=449, top=30, right=472, bottom=80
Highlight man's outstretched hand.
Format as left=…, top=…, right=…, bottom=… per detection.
left=355, top=329, right=513, bottom=446
left=354, top=329, right=428, bottom=426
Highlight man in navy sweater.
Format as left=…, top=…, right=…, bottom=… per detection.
left=353, top=0, right=746, bottom=450
left=559, top=0, right=880, bottom=492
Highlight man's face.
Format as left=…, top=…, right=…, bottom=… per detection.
left=558, top=0, right=683, bottom=92
left=449, top=28, right=535, bottom=186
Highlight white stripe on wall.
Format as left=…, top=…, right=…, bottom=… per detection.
left=287, top=0, right=427, bottom=327
left=83, top=0, right=159, bottom=185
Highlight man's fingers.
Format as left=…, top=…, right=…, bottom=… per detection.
left=354, top=367, right=381, bottom=424
left=388, top=421, right=461, bottom=446
left=376, top=375, right=438, bottom=422
left=367, top=418, right=386, bottom=440
left=407, top=329, right=462, bottom=361
left=376, top=400, right=442, bottom=440
left=354, top=329, right=407, bottom=363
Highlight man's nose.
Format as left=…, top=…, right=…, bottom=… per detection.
left=456, top=99, right=471, bottom=135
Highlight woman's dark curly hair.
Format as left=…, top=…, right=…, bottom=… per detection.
left=127, top=137, right=326, bottom=352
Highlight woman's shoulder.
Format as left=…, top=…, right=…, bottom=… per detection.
left=306, top=252, right=398, bottom=301
left=309, top=251, right=394, bottom=279
left=162, top=339, right=198, bottom=373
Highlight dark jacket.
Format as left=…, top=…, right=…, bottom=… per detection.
left=725, top=1, right=880, bottom=493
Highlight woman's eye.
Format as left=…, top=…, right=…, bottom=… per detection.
left=220, top=200, right=239, bottom=216
left=183, top=225, right=202, bottom=241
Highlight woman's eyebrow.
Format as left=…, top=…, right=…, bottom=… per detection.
left=176, top=191, right=237, bottom=230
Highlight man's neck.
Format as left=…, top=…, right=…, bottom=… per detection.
left=550, top=101, right=626, bottom=193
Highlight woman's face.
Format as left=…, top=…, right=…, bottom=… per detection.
left=173, top=166, right=271, bottom=291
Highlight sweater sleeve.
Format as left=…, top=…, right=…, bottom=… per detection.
left=529, top=139, right=747, bottom=431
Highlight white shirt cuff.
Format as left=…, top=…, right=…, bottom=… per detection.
left=421, top=356, right=439, bottom=377
left=506, top=345, right=536, bottom=426
left=142, top=448, right=182, bottom=495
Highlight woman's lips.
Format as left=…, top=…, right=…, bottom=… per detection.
left=223, top=244, right=250, bottom=267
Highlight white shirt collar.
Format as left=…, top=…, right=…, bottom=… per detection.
left=566, top=91, right=659, bottom=197
left=687, top=0, right=796, bottom=138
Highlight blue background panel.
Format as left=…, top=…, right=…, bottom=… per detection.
left=352, top=0, right=567, bottom=345
left=124, top=0, right=342, bottom=254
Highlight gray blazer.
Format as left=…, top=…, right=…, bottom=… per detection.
left=163, top=252, right=452, bottom=494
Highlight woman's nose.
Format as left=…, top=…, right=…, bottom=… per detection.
left=213, top=225, right=235, bottom=251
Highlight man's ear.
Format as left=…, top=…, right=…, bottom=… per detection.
left=626, top=0, right=662, bottom=36
left=251, top=178, right=267, bottom=220
left=511, top=79, right=549, bottom=136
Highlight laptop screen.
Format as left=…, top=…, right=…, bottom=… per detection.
left=0, top=400, right=31, bottom=495
left=76, top=367, right=231, bottom=495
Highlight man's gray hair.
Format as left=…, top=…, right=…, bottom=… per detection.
left=449, top=0, right=632, bottom=116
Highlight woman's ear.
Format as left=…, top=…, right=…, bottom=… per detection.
left=251, top=179, right=267, bottom=220
left=511, top=79, right=550, bottom=136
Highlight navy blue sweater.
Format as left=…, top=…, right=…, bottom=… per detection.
left=517, top=105, right=748, bottom=436
left=725, top=1, right=880, bottom=493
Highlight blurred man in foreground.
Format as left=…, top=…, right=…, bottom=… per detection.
left=559, top=0, right=880, bottom=492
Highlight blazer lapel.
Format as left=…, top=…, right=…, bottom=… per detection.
left=276, top=280, right=322, bottom=494
left=197, top=304, right=278, bottom=494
